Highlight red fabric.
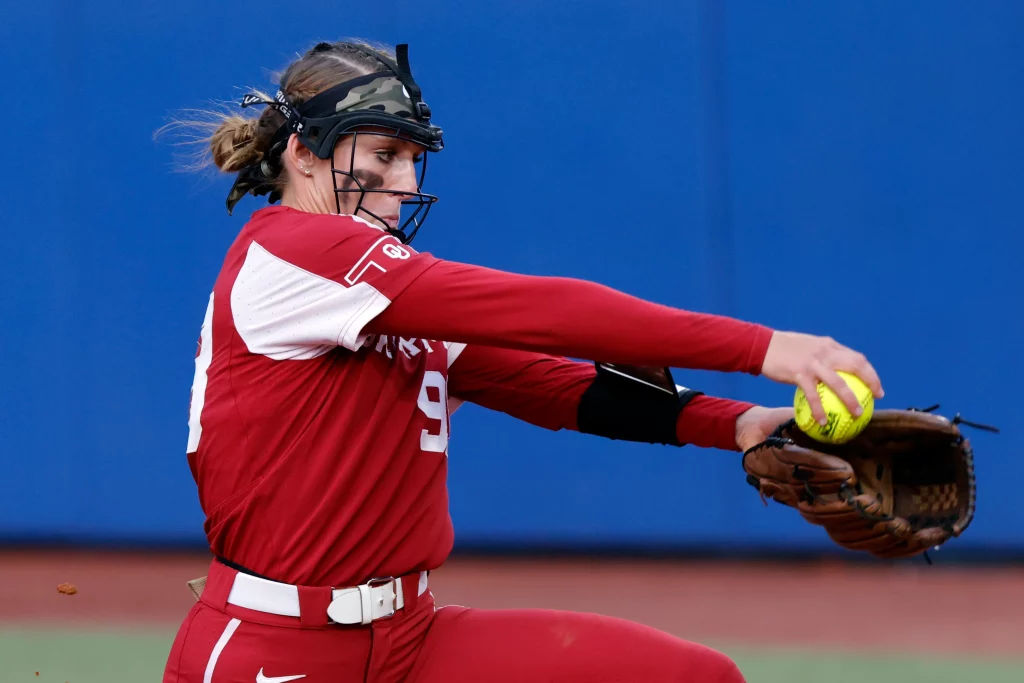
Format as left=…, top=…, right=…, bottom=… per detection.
left=163, top=598, right=744, bottom=683
left=411, top=606, right=746, bottom=683
left=297, top=585, right=332, bottom=629
left=171, top=205, right=755, bottom=683
left=188, top=204, right=769, bottom=589
left=448, top=345, right=596, bottom=431
left=676, top=395, right=756, bottom=452
left=189, top=206, right=457, bottom=587
left=369, top=259, right=773, bottom=373
left=450, top=346, right=752, bottom=451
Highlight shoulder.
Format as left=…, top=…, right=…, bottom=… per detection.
left=240, top=206, right=422, bottom=271
left=247, top=206, right=389, bottom=248
left=227, top=205, right=434, bottom=295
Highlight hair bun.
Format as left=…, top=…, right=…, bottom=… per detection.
left=210, top=116, right=262, bottom=173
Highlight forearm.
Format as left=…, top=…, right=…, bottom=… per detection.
left=450, top=346, right=753, bottom=450
left=368, top=260, right=773, bottom=374
left=448, top=345, right=595, bottom=432
left=574, top=363, right=752, bottom=450
left=674, top=395, right=755, bottom=452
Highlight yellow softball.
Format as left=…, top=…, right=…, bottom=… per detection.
left=794, top=371, right=875, bottom=444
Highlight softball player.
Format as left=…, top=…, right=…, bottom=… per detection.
left=163, top=40, right=882, bottom=683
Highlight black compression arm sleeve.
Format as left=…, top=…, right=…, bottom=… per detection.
left=576, top=364, right=702, bottom=445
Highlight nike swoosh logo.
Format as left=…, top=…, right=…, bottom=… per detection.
left=256, top=669, right=306, bottom=683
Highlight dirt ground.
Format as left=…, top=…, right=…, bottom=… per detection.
left=1, top=550, right=1021, bottom=657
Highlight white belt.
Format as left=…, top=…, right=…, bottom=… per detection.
left=226, top=570, right=429, bottom=625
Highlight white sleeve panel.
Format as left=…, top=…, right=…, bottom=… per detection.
left=444, top=342, right=468, bottom=416
left=444, top=342, right=467, bottom=368
left=231, top=241, right=391, bottom=360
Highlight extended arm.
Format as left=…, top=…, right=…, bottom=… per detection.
left=367, top=260, right=773, bottom=374
left=245, top=211, right=876, bottom=423
left=448, top=345, right=755, bottom=451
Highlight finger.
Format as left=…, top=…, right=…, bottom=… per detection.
left=796, top=373, right=827, bottom=426
left=817, top=364, right=863, bottom=416
left=831, top=348, right=884, bottom=399
left=852, top=356, right=884, bottom=399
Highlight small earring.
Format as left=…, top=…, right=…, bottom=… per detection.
left=301, top=166, right=312, bottom=177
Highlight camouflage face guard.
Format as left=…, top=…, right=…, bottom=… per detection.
left=227, top=44, right=443, bottom=244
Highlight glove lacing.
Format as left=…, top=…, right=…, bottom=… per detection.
left=907, top=405, right=999, bottom=565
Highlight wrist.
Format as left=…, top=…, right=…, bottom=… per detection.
left=746, top=326, right=775, bottom=375
left=733, top=406, right=762, bottom=450
left=734, top=405, right=795, bottom=452
left=676, top=395, right=757, bottom=451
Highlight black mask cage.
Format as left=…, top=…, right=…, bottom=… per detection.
left=330, top=129, right=435, bottom=244
left=226, top=43, right=443, bottom=244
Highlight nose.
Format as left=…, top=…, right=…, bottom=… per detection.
left=388, top=159, right=420, bottom=197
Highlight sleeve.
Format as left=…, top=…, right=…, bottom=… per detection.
left=450, top=345, right=755, bottom=451
left=229, top=214, right=439, bottom=359
left=674, top=395, right=755, bottom=452
left=447, top=345, right=597, bottom=431
left=368, top=259, right=773, bottom=373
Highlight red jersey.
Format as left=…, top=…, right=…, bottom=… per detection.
left=187, top=206, right=461, bottom=585
left=186, top=205, right=772, bottom=587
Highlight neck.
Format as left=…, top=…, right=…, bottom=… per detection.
left=280, top=183, right=336, bottom=215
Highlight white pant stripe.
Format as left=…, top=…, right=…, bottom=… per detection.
left=204, top=617, right=241, bottom=683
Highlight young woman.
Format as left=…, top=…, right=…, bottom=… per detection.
left=163, top=39, right=882, bottom=683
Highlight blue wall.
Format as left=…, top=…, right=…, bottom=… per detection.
left=2, top=1, right=1019, bottom=554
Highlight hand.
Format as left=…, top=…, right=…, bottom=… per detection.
left=761, top=331, right=884, bottom=426
left=735, top=406, right=795, bottom=452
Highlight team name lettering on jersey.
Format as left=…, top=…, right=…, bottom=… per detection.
left=372, top=335, right=438, bottom=359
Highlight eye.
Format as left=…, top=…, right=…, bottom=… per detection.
left=375, top=149, right=395, bottom=162
left=413, top=154, right=424, bottom=164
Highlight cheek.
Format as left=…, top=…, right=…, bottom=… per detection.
left=324, top=168, right=357, bottom=192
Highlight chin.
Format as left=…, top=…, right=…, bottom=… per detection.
left=356, top=214, right=390, bottom=231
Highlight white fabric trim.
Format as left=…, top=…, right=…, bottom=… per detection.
left=327, top=580, right=401, bottom=625
left=343, top=235, right=411, bottom=285
left=445, top=342, right=468, bottom=416
left=186, top=292, right=214, bottom=454
left=203, top=617, right=240, bottom=683
left=226, top=572, right=300, bottom=617
left=444, top=341, right=467, bottom=368
left=225, top=570, right=429, bottom=624
left=341, top=213, right=386, bottom=231
left=231, top=241, right=392, bottom=359
left=338, top=292, right=391, bottom=351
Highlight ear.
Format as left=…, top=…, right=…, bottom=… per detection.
left=281, top=134, right=319, bottom=177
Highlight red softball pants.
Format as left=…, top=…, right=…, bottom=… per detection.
left=163, top=561, right=746, bottom=683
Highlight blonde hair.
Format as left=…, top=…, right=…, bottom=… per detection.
left=158, top=39, right=395, bottom=181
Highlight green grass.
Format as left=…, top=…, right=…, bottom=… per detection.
left=0, top=627, right=176, bottom=683
left=0, top=627, right=1021, bottom=683
left=723, top=646, right=1024, bottom=683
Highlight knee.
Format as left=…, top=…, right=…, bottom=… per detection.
left=694, top=647, right=745, bottom=683
left=663, top=641, right=745, bottom=683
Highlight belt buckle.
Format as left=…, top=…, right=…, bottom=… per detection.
left=366, top=576, right=397, bottom=619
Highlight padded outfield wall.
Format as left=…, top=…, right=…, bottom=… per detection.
left=2, top=1, right=1020, bottom=554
